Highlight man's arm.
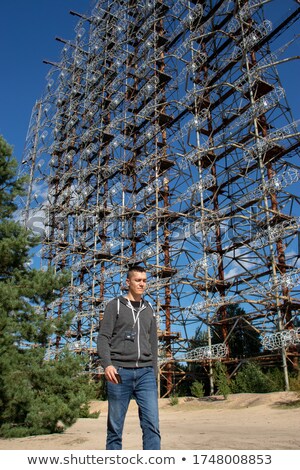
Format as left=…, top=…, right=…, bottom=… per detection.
left=150, top=315, right=159, bottom=378
left=97, top=299, right=120, bottom=384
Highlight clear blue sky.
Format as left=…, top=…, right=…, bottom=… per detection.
left=0, top=0, right=91, bottom=161
left=0, top=0, right=299, bottom=164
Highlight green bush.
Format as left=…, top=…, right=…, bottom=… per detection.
left=289, top=373, right=300, bottom=392
left=264, top=367, right=285, bottom=391
left=213, top=361, right=231, bottom=399
left=0, top=352, right=96, bottom=438
left=79, top=403, right=100, bottom=419
left=191, top=380, right=205, bottom=398
left=232, top=362, right=275, bottom=393
left=169, top=394, right=179, bottom=406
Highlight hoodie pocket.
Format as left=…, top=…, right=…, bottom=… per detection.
left=122, top=337, right=138, bottom=360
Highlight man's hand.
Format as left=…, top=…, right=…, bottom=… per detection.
left=105, top=365, right=120, bottom=384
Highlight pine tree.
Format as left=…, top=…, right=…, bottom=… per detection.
left=0, top=136, right=94, bottom=438
left=213, top=361, right=231, bottom=399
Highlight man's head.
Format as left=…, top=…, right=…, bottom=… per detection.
left=126, top=265, right=147, bottom=299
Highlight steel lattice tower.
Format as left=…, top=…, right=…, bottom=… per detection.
left=21, top=0, right=300, bottom=395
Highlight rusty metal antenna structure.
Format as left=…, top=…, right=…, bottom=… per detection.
left=21, top=0, right=300, bottom=396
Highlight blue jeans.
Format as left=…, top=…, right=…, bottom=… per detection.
left=106, top=366, right=161, bottom=450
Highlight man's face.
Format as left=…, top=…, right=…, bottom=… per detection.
left=126, top=270, right=147, bottom=296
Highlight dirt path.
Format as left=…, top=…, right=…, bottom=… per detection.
left=0, top=392, right=299, bottom=450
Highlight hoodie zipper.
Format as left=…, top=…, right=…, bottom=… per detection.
left=126, top=299, right=146, bottom=366
left=136, top=317, right=140, bottom=367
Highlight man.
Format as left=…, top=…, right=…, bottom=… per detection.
left=97, top=265, right=161, bottom=450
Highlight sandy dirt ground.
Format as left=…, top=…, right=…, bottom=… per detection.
left=0, top=392, right=299, bottom=450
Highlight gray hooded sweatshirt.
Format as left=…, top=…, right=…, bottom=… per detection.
left=97, top=295, right=158, bottom=376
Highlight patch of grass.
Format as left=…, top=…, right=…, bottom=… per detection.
left=79, top=403, right=100, bottom=418
left=169, top=394, right=179, bottom=406
left=289, top=375, right=300, bottom=392
left=274, top=400, right=300, bottom=409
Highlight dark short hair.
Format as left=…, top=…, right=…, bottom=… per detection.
left=127, top=265, right=147, bottom=278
